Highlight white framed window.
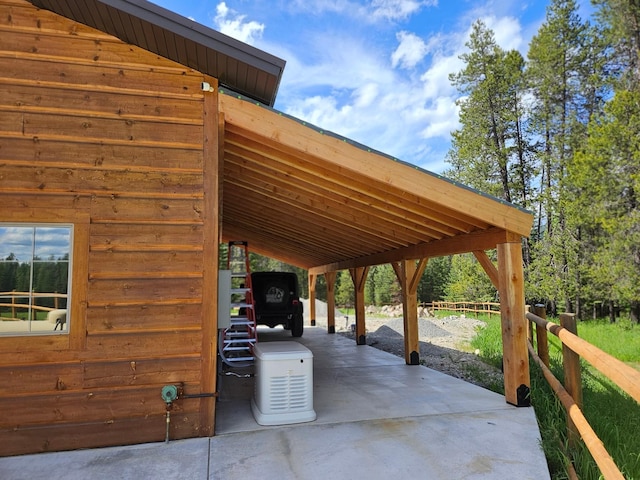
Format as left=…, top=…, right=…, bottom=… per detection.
left=0, top=224, right=73, bottom=336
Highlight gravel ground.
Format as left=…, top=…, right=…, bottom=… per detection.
left=304, top=300, right=504, bottom=391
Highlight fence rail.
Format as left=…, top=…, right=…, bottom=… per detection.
left=527, top=307, right=640, bottom=480
left=0, top=291, right=67, bottom=320
left=425, top=301, right=501, bottom=318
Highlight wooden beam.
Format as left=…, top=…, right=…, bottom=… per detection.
left=310, top=228, right=511, bottom=275
left=349, top=267, right=369, bottom=345
left=393, top=258, right=428, bottom=365
left=497, top=240, right=530, bottom=407
left=308, top=274, right=317, bottom=326
left=473, top=250, right=499, bottom=289
left=200, top=76, right=219, bottom=435
left=224, top=155, right=435, bottom=246
left=324, top=271, right=337, bottom=334
left=223, top=181, right=403, bottom=253
left=224, top=139, right=464, bottom=237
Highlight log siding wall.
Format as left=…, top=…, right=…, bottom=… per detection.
left=0, top=0, right=217, bottom=455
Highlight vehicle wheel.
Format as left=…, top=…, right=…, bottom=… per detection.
left=291, top=315, right=303, bottom=337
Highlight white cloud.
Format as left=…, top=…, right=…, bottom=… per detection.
left=271, top=23, right=469, bottom=173
left=371, top=0, right=437, bottom=21
left=391, top=31, right=428, bottom=69
left=482, top=15, right=523, bottom=51
left=214, top=2, right=264, bottom=45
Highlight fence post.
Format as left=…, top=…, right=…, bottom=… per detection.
left=560, top=312, right=582, bottom=448
left=533, top=305, right=550, bottom=367
left=11, top=290, right=16, bottom=319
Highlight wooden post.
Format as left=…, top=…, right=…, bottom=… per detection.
left=497, top=238, right=530, bottom=407
left=325, top=271, right=337, bottom=334
left=350, top=267, right=369, bottom=345
left=533, top=305, right=550, bottom=367
left=200, top=76, right=220, bottom=436
left=392, top=259, right=428, bottom=365
left=561, top=312, right=582, bottom=447
left=308, top=274, right=317, bottom=326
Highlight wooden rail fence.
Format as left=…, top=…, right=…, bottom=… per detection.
left=527, top=305, right=640, bottom=480
left=0, top=291, right=67, bottom=320
left=425, top=301, right=501, bottom=318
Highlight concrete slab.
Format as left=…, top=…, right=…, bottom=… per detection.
left=0, top=327, right=550, bottom=479
left=0, top=437, right=210, bottom=480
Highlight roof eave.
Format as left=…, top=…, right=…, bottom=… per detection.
left=28, top=0, right=285, bottom=106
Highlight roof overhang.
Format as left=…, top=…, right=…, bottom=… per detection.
left=219, top=92, right=534, bottom=273
left=28, top=0, right=285, bottom=106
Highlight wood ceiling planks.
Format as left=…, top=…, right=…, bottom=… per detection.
left=218, top=92, right=534, bottom=271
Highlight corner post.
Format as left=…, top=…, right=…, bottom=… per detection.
left=497, top=236, right=530, bottom=406
left=200, top=76, right=220, bottom=435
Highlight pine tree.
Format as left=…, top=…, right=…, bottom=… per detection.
left=447, top=20, right=532, bottom=205
left=526, top=0, right=591, bottom=313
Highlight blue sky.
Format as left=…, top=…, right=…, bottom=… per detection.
left=153, top=0, right=594, bottom=174
left=0, top=227, right=71, bottom=263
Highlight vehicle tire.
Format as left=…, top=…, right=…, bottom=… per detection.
left=291, top=314, right=303, bottom=337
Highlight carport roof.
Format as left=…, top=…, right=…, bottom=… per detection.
left=218, top=90, right=534, bottom=272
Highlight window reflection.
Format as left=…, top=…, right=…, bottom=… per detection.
left=0, top=225, right=72, bottom=335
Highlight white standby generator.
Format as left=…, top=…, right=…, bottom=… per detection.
left=251, top=341, right=316, bottom=426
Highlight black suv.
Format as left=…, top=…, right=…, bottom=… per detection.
left=251, top=271, right=304, bottom=337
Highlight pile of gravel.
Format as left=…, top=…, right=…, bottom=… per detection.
left=374, top=317, right=452, bottom=339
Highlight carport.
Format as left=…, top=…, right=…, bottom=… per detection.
left=217, top=91, right=534, bottom=407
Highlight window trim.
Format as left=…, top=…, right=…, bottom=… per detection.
left=0, top=194, right=90, bottom=354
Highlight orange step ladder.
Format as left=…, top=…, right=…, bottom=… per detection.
left=219, top=241, right=257, bottom=367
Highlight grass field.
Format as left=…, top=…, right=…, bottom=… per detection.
left=468, top=313, right=640, bottom=480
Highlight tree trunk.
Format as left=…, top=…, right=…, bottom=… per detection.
left=608, top=298, right=616, bottom=323
left=631, top=301, right=640, bottom=324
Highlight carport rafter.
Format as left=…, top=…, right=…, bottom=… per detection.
left=223, top=163, right=421, bottom=249
left=223, top=130, right=483, bottom=237
left=223, top=147, right=453, bottom=243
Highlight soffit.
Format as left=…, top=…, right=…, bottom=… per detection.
left=27, top=0, right=285, bottom=106
left=219, top=92, right=534, bottom=271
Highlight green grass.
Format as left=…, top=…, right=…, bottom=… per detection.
left=573, top=319, right=640, bottom=364
left=467, top=313, right=640, bottom=480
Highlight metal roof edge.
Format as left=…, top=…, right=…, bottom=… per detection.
left=27, top=0, right=286, bottom=106
left=219, top=88, right=533, bottom=217
left=112, top=0, right=286, bottom=74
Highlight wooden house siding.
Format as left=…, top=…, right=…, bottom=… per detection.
left=0, top=0, right=218, bottom=455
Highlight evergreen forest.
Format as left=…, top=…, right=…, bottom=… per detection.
left=445, top=0, right=640, bottom=322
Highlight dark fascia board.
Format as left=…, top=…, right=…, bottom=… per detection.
left=28, top=0, right=286, bottom=106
